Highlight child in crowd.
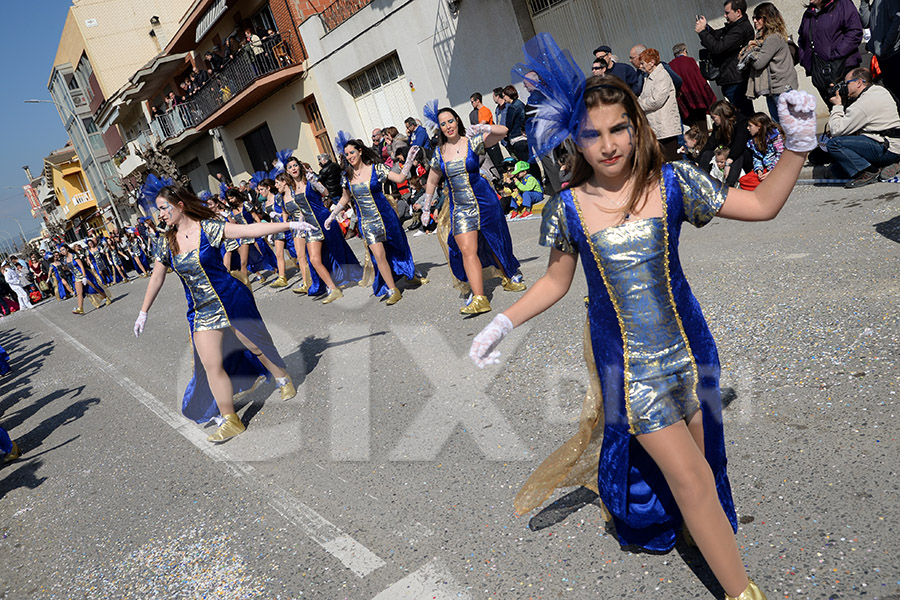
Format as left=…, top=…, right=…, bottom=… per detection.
left=740, top=112, right=785, bottom=191
left=510, top=160, right=543, bottom=218
left=710, top=146, right=731, bottom=183
left=679, top=125, right=709, bottom=163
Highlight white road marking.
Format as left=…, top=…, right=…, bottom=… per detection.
left=37, top=313, right=385, bottom=577
left=371, top=559, right=471, bottom=600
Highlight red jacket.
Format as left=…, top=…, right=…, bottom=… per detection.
left=669, top=54, right=717, bottom=119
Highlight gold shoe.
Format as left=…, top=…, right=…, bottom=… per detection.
left=104, top=297, right=112, bottom=307
left=460, top=294, right=492, bottom=314
left=408, top=275, right=429, bottom=286
left=292, top=281, right=310, bottom=295
left=385, top=288, right=402, bottom=305
left=206, top=413, right=245, bottom=443
left=72, top=307, right=84, bottom=315
left=501, top=276, right=527, bottom=292
left=279, top=376, right=297, bottom=400
left=3, top=441, right=19, bottom=463
left=322, top=288, right=343, bottom=304
left=270, top=276, right=289, bottom=288
left=726, top=578, right=767, bottom=600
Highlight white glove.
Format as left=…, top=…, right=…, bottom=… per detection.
left=289, top=219, right=316, bottom=233
left=469, top=123, right=492, bottom=136
left=469, top=313, right=514, bottom=368
left=420, top=192, right=434, bottom=227
left=400, top=146, right=421, bottom=178
left=323, top=204, right=342, bottom=230
left=778, top=90, right=818, bottom=153
left=80, top=277, right=89, bottom=285
left=269, top=211, right=280, bottom=221
left=134, top=311, right=147, bottom=337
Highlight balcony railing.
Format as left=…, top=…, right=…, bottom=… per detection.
left=149, top=35, right=298, bottom=143
left=72, top=191, right=94, bottom=206
left=321, top=0, right=374, bottom=32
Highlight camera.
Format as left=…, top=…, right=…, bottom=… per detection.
left=828, top=80, right=850, bottom=104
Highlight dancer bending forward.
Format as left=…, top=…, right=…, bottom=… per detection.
left=134, top=184, right=313, bottom=443
left=470, top=37, right=818, bottom=600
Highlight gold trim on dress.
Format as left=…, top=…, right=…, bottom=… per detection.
left=570, top=189, right=636, bottom=432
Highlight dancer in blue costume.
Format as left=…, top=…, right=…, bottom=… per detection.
left=281, top=156, right=363, bottom=303
left=469, top=34, right=819, bottom=600
left=126, top=231, right=151, bottom=278
left=101, top=237, right=128, bottom=284
left=324, top=136, right=426, bottom=305
left=134, top=183, right=313, bottom=443
left=58, top=244, right=110, bottom=315
left=256, top=179, right=295, bottom=289
left=0, top=342, right=10, bottom=376
left=47, top=251, right=73, bottom=300
left=420, top=102, right=527, bottom=315
left=85, top=238, right=112, bottom=286
left=232, top=188, right=280, bottom=284
left=0, top=425, right=19, bottom=464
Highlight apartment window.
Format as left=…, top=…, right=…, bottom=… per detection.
left=346, top=54, right=404, bottom=99
left=241, top=123, right=277, bottom=173
left=344, top=54, right=417, bottom=143
left=249, top=3, right=276, bottom=35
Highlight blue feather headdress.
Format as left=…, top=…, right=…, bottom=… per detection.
left=333, top=130, right=352, bottom=156
left=198, top=190, right=212, bottom=205
left=249, top=170, right=268, bottom=189
left=272, top=148, right=294, bottom=174
left=140, top=173, right=174, bottom=213
left=511, top=33, right=587, bottom=159
left=422, top=99, right=439, bottom=131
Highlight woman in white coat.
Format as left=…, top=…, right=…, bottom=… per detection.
left=638, top=48, right=682, bottom=161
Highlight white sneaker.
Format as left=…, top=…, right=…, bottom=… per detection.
left=412, top=230, right=426, bottom=237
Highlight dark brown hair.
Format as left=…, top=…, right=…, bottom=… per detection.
left=747, top=112, right=784, bottom=153
left=502, top=85, right=519, bottom=101
left=436, top=108, right=468, bottom=146
left=158, top=186, right=217, bottom=254
left=285, top=156, right=307, bottom=189
left=342, top=139, right=381, bottom=177
left=567, top=75, right=663, bottom=214
left=710, top=99, right=737, bottom=146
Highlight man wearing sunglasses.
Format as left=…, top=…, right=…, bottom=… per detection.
left=826, top=67, right=900, bottom=187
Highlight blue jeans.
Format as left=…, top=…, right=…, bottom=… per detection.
left=520, top=190, right=543, bottom=210
left=826, top=135, right=900, bottom=177
left=721, top=81, right=753, bottom=116
left=765, top=94, right=781, bottom=124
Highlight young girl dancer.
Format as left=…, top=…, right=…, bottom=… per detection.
left=134, top=181, right=313, bottom=442
left=469, top=34, right=817, bottom=600
left=420, top=101, right=526, bottom=314
left=59, top=244, right=110, bottom=314
left=324, top=135, right=425, bottom=305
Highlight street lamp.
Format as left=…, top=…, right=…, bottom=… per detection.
left=0, top=231, right=17, bottom=255
left=24, top=98, right=124, bottom=229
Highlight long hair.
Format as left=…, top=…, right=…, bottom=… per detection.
left=753, top=2, right=788, bottom=40
left=284, top=156, right=307, bottom=190
left=259, top=177, right=277, bottom=196
left=748, top=112, right=784, bottom=153
left=567, top=75, right=663, bottom=214
left=158, top=186, right=217, bottom=255
left=710, top=100, right=737, bottom=146
left=342, top=139, right=381, bottom=178
left=225, top=188, right=246, bottom=210
left=274, top=172, right=293, bottom=195
left=436, top=107, right=469, bottom=146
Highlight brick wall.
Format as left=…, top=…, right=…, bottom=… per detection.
left=270, top=0, right=330, bottom=61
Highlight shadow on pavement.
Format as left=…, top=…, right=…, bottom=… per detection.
left=874, top=214, right=900, bottom=244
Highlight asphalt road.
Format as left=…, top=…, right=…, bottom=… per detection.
left=1, top=181, right=899, bottom=599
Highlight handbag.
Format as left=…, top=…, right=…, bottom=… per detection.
left=698, top=48, right=720, bottom=81
left=810, top=53, right=846, bottom=90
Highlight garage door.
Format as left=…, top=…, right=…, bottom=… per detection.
left=347, top=54, right=418, bottom=139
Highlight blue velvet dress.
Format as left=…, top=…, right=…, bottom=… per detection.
left=240, top=201, right=280, bottom=274
left=430, top=133, right=520, bottom=282
left=87, top=249, right=111, bottom=285
left=290, top=181, right=363, bottom=295
left=64, top=255, right=105, bottom=295
left=537, top=162, right=737, bottom=551
left=347, top=164, right=416, bottom=297
left=0, top=343, right=9, bottom=376
left=155, top=221, right=287, bottom=423
left=49, top=263, right=70, bottom=298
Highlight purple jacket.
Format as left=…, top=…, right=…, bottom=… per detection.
left=797, top=0, right=863, bottom=72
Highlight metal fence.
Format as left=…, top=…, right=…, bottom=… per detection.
left=150, top=35, right=297, bottom=142
left=321, top=0, right=374, bottom=32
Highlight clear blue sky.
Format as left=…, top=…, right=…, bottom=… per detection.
left=0, top=1, right=77, bottom=242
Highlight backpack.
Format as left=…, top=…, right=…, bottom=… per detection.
left=698, top=48, right=721, bottom=81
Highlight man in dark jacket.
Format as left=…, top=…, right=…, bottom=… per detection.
left=798, top=0, right=864, bottom=103
left=316, top=154, right=343, bottom=204
left=594, top=45, right=642, bottom=95
left=696, top=0, right=755, bottom=116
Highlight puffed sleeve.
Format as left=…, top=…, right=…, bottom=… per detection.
left=538, top=193, right=577, bottom=254
left=201, top=219, right=227, bottom=248
left=153, top=234, right=171, bottom=267
left=469, top=133, right=485, bottom=156
left=670, top=161, right=728, bottom=228
left=341, top=173, right=349, bottom=190
left=429, top=151, right=442, bottom=172
left=374, top=163, right=389, bottom=184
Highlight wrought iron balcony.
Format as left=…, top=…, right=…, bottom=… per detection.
left=149, top=35, right=299, bottom=143
left=321, top=0, right=375, bottom=33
